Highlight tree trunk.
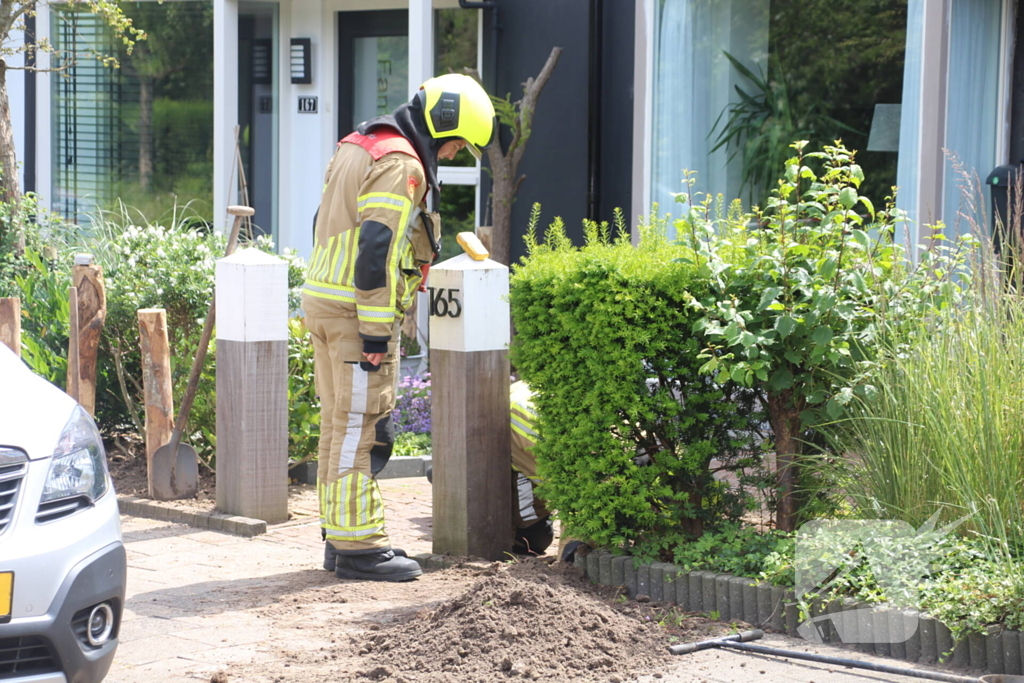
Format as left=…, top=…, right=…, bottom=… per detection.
left=767, top=388, right=805, bottom=532
left=139, top=76, right=154, bottom=190
left=489, top=154, right=515, bottom=266
left=0, top=60, right=22, bottom=203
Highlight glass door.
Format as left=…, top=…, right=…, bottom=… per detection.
left=338, top=10, right=409, bottom=135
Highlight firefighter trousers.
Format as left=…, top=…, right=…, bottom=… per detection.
left=306, top=311, right=399, bottom=554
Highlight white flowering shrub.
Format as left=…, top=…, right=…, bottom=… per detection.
left=95, top=221, right=305, bottom=464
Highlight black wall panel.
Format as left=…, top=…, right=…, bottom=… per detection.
left=477, top=0, right=634, bottom=264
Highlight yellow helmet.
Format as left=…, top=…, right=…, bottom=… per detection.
left=417, top=74, right=496, bottom=160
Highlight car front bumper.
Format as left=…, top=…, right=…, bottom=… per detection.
left=1, top=541, right=126, bottom=683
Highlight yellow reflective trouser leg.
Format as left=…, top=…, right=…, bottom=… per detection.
left=307, top=312, right=397, bottom=553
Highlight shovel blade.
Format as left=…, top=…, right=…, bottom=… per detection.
left=151, top=443, right=200, bottom=500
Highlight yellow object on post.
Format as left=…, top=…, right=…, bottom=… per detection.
left=457, top=232, right=490, bottom=261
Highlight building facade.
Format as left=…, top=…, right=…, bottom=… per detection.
left=10, top=0, right=1022, bottom=262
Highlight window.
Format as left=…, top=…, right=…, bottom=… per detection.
left=51, top=2, right=214, bottom=226
left=650, top=0, right=908, bottom=220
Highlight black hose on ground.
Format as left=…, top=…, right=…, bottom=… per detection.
left=670, top=629, right=981, bottom=683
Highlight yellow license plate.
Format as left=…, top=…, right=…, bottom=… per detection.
left=0, top=572, right=12, bottom=621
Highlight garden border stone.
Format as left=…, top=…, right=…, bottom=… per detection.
left=688, top=571, right=705, bottom=612
left=611, top=555, right=628, bottom=588
left=783, top=590, right=799, bottom=637
left=637, top=564, right=652, bottom=600
left=1004, top=630, right=1022, bottom=675
left=872, top=605, right=891, bottom=657
left=741, top=578, right=758, bottom=626
left=904, top=610, right=922, bottom=662
left=968, top=631, right=986, bottom=671
left=919, top=614, right=938, bottom=664
left=599, top=553, right=614, bottom=586
left=117, top=496, right=267, bottom=537
left=857, top=604, right=874, bottom=654
left=702, top=573, right=717, bottom=614
left=986, top=629, right=1004, bottom=674
left=715, top=574, right=733, bottom=621
left=648, top=563, right=670, bottom=602
left=587, top=552, right=601, bottom=583
left=889, top=610, right=906, bottom=660
left=624, top=559, right=638, bottom=597
left=662, top=564, right=683, bottom=606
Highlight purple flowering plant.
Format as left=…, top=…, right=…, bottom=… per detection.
left=394, top=372, right=431, bottom=434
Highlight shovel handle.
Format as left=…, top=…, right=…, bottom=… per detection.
left=168, top=207, right=251, bottom=444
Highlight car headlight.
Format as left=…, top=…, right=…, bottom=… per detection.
left=41, top=406, right=109, bottom=504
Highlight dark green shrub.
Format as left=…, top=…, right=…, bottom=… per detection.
left=509, top=208, right=765, bottom=557
left=1, top=192, right=85, bottom=384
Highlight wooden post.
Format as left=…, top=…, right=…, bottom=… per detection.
left=72, top=254, right=106, bottom=415
left=67, top=286, right=80, bottom=400
left=215, top=248, right=289, bottom=523
left=0, top=298, right=20, bottom=357
left=138, top=308, right=175, bottom=497
left=429, top=253, right=512, bottom=560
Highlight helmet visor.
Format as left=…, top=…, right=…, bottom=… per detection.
left=465, top=141, right=483, bottom=161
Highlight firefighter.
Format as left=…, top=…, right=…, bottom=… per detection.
left=303, top=73, right=495, bottom=582
left=509, top=380, right=555, bottom=555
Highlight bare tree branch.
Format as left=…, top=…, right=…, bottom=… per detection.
left=482, top=46, right=561, bottom=265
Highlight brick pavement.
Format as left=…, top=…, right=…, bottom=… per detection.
left=106, top=477, right=965, bottom=683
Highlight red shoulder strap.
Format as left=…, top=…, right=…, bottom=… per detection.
left=340, top=129, right=421, bottom=164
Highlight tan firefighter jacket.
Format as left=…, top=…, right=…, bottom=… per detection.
left=302, top=129, right=441, bottom=346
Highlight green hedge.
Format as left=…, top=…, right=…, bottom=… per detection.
left=509, top=211, right=764, bottom=557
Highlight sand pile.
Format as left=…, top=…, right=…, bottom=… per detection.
left=351, top=558, right=673, bottom=682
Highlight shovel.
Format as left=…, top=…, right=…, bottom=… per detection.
left=151, top=205, right=255, bottom=500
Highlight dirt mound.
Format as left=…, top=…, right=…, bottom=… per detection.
left=350, top=559, right=674, bottom=682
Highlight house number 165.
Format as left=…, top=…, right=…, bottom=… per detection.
left=428, top=287, right=462, bottom=318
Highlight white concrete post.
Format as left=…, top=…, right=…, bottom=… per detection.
left=429, top=253, right=512, bottom=560
left=215, top=248, right=289, bottom=523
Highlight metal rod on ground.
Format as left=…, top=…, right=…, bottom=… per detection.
left=670, top=630, right=980, bottom=683
left=668, top=629, right=764, bottom=655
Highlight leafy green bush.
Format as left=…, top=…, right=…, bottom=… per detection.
left=509, top=207, right=765, bottom=556
left=669, top=523, right=793, bottom=580
left=1, top=192, right=84, bottom=384
left=678, top=141, right=973, bottom=530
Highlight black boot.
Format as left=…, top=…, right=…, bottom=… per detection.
left=323, top=542, right=406, bottom=571
left=512, top=517, right=554, bottom=555
left=334, top=549, right=423, bottom=582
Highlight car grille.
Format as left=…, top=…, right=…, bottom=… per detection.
left=0, top=450, right=28, bottom=537
left=36, top=495, right=91, bottom=524
left=0, top=635, right=60, bottom=677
